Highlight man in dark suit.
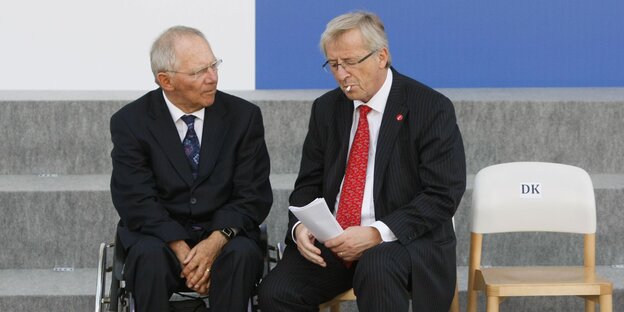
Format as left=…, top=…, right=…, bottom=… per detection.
left=110, top=26, right=272, bottom=312
left=258, top=12, right=465, bottom=312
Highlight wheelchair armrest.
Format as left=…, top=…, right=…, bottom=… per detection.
left=259, top=223, right=268, bottom=257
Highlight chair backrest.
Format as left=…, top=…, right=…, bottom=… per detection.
left=471, top=162, right=596, bottom=234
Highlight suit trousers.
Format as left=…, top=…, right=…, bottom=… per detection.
left=124, top=228, right=263, bottom=312
left=258, top=241, right=411, bottom=312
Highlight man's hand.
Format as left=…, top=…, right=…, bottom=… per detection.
left=181, top=231, right=228, bottom=295
left=324, top=226, right=382, bottom=262
left=168, top=240, right=191, bottom=269
left=294, top=224, right=326, bottom=267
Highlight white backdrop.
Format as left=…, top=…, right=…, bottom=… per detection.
left=0, top=0, right=255, bottom=90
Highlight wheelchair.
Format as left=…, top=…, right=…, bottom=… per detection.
left=95, top=223, right=279, bottom=312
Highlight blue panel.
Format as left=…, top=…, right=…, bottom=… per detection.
left=256, top=0, right=624, bottom=88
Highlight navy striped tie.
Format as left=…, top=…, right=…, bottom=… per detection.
left=181, top=115, right=200, bottom=180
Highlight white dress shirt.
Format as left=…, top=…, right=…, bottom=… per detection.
left=335, top=69, right=397, bottom=242
left=163, top=91, right=205, bottom=144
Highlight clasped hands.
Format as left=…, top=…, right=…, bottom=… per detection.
left=294, top=224, right=382, bottom=267
left=168, top=231, right=228, bottom=295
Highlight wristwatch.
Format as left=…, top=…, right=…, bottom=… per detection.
left=219, top=228, right=236, bottom=240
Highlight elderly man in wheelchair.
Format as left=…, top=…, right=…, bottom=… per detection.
left=97, top=25, right=274, bottom=312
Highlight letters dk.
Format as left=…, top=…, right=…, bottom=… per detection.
left=520, top=183, right=542, bottom=198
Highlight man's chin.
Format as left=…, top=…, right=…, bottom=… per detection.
left=201, top=93, right=216, bottom=107
left=343, top=90, right=360, bottom=101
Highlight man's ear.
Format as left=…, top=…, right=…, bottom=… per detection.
left=377, top=47, right=389, bottom=69
left=157, top=72, right=175, bottom=91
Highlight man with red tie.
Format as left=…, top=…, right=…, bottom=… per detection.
left=259, top=11, right=466, bottom=312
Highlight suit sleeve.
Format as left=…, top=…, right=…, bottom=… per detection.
left=286, top=99, right=326, bottom=242
left=381, top=95, right=466, bottom=244
left=110, top=112, right=188, bottom=243
left=209, top=106, right=273, bottom=235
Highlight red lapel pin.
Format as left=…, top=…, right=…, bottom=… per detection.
left=396, top=114, right=404, bottom=121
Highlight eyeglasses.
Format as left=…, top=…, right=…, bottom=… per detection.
left=166, top=58, right=223, bottom=80
left=322, top=50, right=376, bottom=73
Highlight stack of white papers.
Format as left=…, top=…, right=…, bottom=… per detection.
left=288, top=198, right=344, bottom=242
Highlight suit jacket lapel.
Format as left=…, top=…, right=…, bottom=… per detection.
left=336, top=93, right=355, bottom=167
left=327, top=92, right=354, bottom=209
left=374, top=72, right=408, bottom=200
left=196, top=92, right=229, bottom=184
left=146, top=90, right=195, bottom=186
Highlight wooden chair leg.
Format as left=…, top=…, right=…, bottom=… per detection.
left=486, top=296, right=499, bottom=312
left=467, top=233, right=483, bottom=312
left=467, top=288, right=478, bottom=312
left=449, top=283, right=459, bottom=312
left=599, top=295, right=612, bottom=312
left=586, top=298, right=596, bottom=312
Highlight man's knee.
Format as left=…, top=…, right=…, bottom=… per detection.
left=220, top=236, right=263, bottom=264
left=123, top=236, right=180, bottom=293
left=128, top=236, right=174, bottom=264
left=259, top=265, right=294, bottom=310
left=126, top=236, right=181, bottom=281
left=354, top=243, right=410, bottom=285
left=256, top=274, right=275, bottom=303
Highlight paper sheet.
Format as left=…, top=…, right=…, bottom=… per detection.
left=288, top=198, right=344, bottom=242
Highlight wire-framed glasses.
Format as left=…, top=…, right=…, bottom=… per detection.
left=166, top=58, right=223, bottom=80
left=322, top=50, right=376, bottom=73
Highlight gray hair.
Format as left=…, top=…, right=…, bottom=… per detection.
left=150, top=26, right=208, bottom=79
left=320, top=11, right=391, bottom=67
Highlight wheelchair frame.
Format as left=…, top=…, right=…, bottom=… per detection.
left=95, top=223, right=277, bottom=312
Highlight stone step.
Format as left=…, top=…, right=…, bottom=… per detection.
left=0, top=175, right=117, bottom=270
left=0, top=266, right=622, bottom=312
left=0, top=90, right=322, bottom=176
left=1, top=173, right=622, bottom=269
left=0, top=269, right=93, bottom=312
left=1, top=88, right=623, bottom=175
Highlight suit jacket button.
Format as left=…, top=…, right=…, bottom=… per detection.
left=190, top=197, right=198, bottom=205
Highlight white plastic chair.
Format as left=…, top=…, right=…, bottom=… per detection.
left=466, top=162, right=612, bottom=312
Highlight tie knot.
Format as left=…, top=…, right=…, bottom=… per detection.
left=358, top=105, right=372, bottom=116
left=181, top=115, right=196, bottom=128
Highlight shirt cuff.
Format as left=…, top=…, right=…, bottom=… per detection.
left=370, top=221, right=397, bottom=242
left=291, top=221, right=303, bottom=244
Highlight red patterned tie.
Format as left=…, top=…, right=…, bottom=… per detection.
left=337, top=105, right=372, bottom=229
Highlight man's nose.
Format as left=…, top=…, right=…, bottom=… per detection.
left=202, top=70, right=218, bottom=83
left=333, top=64, right=350, bottom=80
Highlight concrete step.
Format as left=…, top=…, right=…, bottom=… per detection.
left=1, top=266, right=622, bottom=312
left=1, top=88, right=623, bottom=175
left=0, top=94, right=126, bottom=176
left=0, top=90, right=321, bottom=176
left=1, top=173, right=622, bottom=269
left=0, top=269, right=93, bottom=312
left=0, top=175, right=117, bottom=270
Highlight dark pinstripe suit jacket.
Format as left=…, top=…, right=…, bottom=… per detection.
left=287, top=69, right=466, bottom=310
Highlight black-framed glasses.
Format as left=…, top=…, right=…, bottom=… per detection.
left=166, top=58, right=223, bottom=80
left=322, top=50, right=376, bottom=73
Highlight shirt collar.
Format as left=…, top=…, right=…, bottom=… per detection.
left=353, top=69, right=393, bottom=114
left=162, top=90, right=204, bottom=122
